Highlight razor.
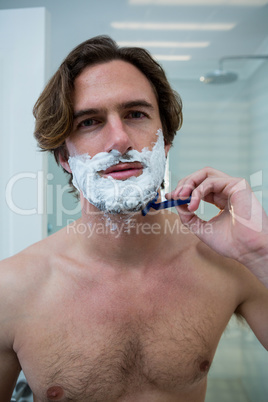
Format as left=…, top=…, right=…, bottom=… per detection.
left=141, top=193, right=191, bottom=216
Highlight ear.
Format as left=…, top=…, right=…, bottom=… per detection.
left=164, top=142, right=171, bottom=157
left=58, top=152, right=72, bottom=173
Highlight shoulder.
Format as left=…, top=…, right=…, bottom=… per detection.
left=0, top=246, right=43, bottom=351
left=185, top=227, right=268, bottom=322
left=0, top=241, right=50, bottom=314
left=0, top=228, right=66, bottom=321
left=0, top=227, right=72, bottom=343
left=0, top=223, right=71, bottom=280
left=0, top=222, right=79, bottom=304
left=0, top=242, right=53, bottom=391
left=167, top=212, right=265, bottom=304
left=0, top=223, right=80, bottom=347
left=0, top=232, right=56, bottom=280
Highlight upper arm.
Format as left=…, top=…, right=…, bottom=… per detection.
left=0, top=348, right=21, bottom=401
left=236, top=267, right=268, bottom=350
left=0, top=259, right=22, bottom=400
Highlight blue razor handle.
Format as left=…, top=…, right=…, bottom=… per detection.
left=142, top=194, right=191, bottom=216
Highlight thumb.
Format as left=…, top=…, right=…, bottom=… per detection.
left=176, top=204, right=206, bottom=237
left=176, top=204, right=221, bottom=244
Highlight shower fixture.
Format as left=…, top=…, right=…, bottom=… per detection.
left=11, top=374, right=32, bottom=401
left=200, top=55, right=268, bottom=84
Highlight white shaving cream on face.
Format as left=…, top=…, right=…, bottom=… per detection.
left=68, top=129, right=166, bottom=214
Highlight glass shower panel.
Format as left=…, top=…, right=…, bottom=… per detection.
left=169, top=60, right=268, bottom=402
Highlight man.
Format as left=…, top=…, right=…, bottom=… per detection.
left=1, top=35, right=268, bottom=402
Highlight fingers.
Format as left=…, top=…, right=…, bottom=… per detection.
left=165, top=167, right=239, bottom=212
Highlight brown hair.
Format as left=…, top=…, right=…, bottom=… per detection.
left=33, top=35, right=183, bottom=192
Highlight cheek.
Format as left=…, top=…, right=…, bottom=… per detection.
left=65, top=135, right=102, bottom=157
left=65, top=136, right=93, bottom=157
left=65, top=138, right=78, bottom=157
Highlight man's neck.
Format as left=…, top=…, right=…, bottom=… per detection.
left=74, top=203, right=170, bottom=269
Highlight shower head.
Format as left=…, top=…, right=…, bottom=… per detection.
left=200, top=55, right=268, bottom=85
left=200, top=69, right=238, bottom=84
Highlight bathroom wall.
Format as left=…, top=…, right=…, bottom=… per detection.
left=0, top=7, right=48, bottom=260
left=169, top=78, right=251, bottom=221
left=248, top=60, right=268, bottom=212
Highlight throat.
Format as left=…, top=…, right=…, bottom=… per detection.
left=74, top=214, right=168, bottom=267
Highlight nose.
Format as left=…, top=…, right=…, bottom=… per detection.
left=104, top=118, right=133, bottom=155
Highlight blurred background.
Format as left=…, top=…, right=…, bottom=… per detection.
left=0, top=1, right=267, bottom=401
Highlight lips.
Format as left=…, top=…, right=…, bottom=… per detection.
left=100, top=162, right=143, bottom=180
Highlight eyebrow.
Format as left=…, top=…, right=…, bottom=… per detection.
left=119, top=100, right=155, bottom=110
left=73, top=108, right=99, bottom=120
left=73, top=99, right=155, bottom=120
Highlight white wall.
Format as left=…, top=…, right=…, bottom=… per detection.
left=0, top=8, right=48, bottom=260
left=170, top=82, right=250, bottom=175
left=169, top=79, right=251, bottom=220
left=249, top=60, right=268, bottom=212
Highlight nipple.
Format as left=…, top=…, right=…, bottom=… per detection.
left=200, top=360, right=210, bottom=372
left=46, top=386, right=64, bottom=400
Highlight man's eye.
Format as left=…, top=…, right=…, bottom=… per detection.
left=79, top=118, right=95, bottom=127
left=128, top=111, right=146, bottom=119
left=75, top=117, right=101, bottom=130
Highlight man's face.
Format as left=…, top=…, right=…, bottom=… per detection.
left=60, top=60, right=170, bottom=214
left=62, top=60, right=170, bottom=176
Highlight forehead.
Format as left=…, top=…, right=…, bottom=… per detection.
left=73, top=60, right=158, bottom=109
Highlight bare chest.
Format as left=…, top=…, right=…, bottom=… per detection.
left=16, top=272, right=228, bottom=402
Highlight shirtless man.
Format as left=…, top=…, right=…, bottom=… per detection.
left=1, top=35, right=268, bottom=402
